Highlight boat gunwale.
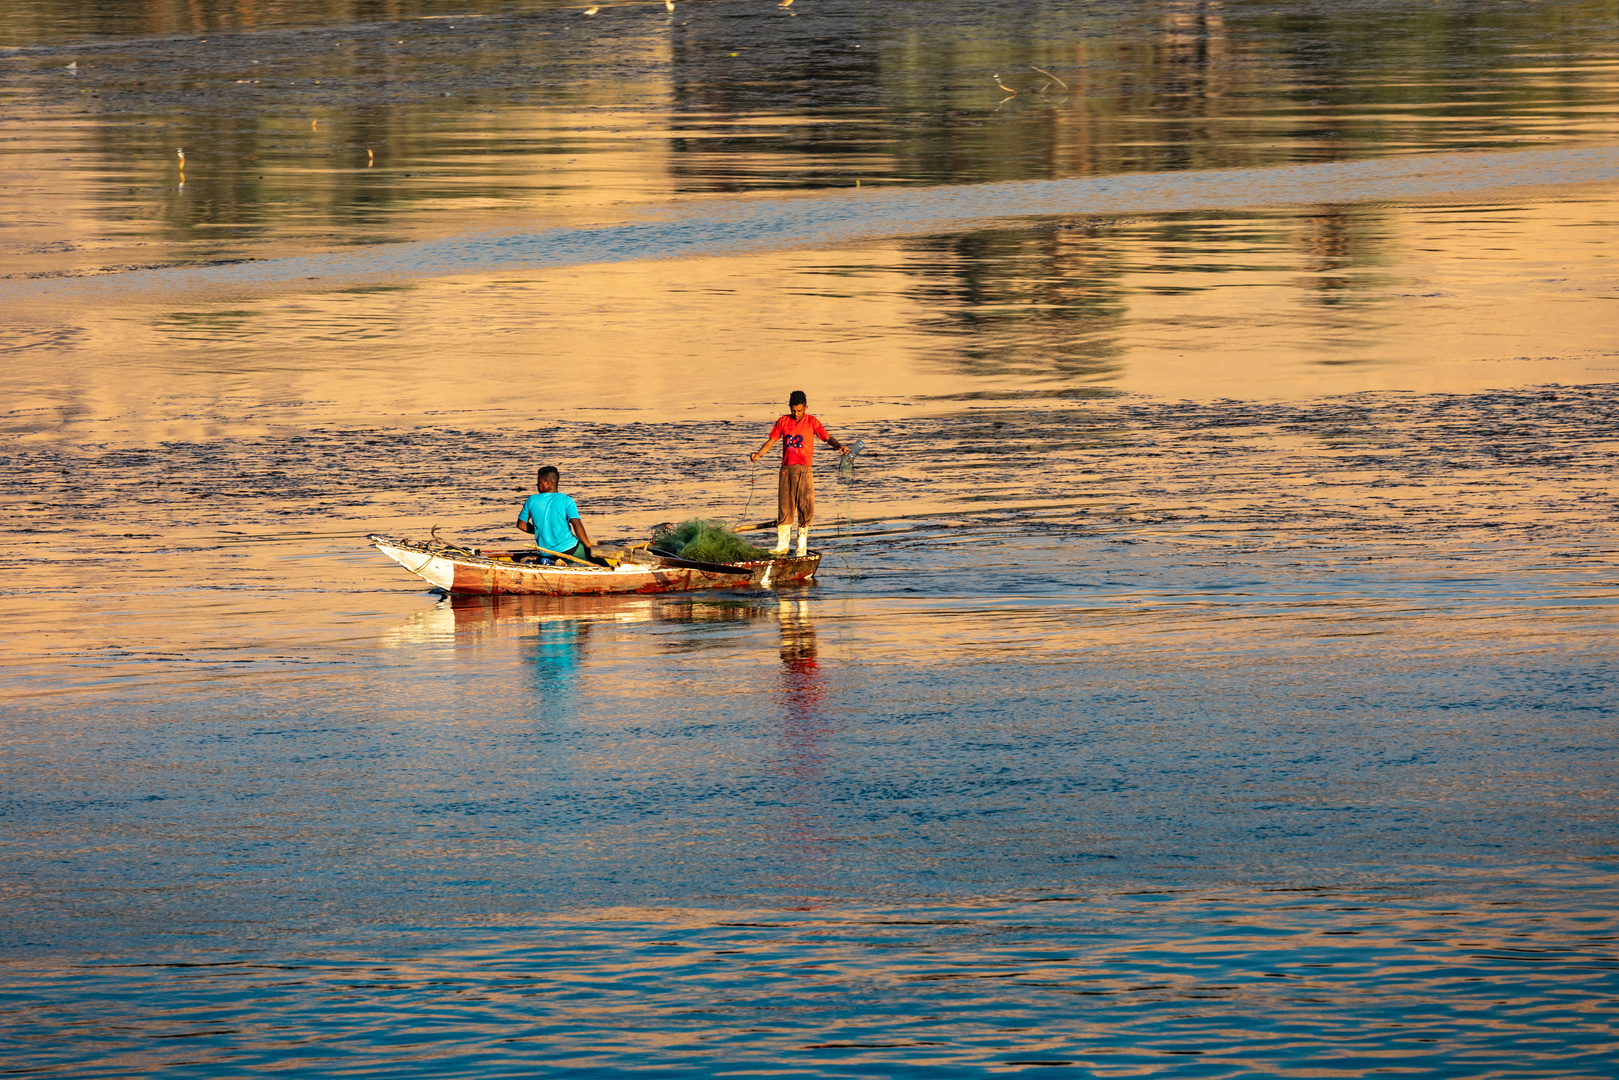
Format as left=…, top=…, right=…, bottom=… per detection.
left=369, top=534, right=658, bottom=576
left=372, top=535, right=817, bottom=576
left=369, top=535, right=820, bottom=597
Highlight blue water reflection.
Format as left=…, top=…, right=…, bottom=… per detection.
left=3, top=543, right=1616, bottom=1075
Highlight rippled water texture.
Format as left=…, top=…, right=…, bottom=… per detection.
left=3, top=1, right=1618, bottom=1077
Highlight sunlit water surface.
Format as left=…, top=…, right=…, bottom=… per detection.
left=3, top=0, right=1619, bottom=1076
left=6, top=390, right=1618, bottom=1077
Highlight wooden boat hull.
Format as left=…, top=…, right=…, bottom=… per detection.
left=369, top=535, right=820, bottom=596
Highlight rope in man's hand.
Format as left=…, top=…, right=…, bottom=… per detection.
left=734, top=452, right=760, bottom=532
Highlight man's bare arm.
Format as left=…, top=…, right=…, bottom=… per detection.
left=749, top=435, right=779, bottom=463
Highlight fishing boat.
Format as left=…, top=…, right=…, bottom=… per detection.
left=368, top=534, right=820, bottom=596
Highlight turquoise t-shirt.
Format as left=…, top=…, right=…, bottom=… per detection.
left=519, top=492, right=582, bottom=552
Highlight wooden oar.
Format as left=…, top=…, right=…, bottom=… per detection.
left=533, top=545, right=606, bottom=569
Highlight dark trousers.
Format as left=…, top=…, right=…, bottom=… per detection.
left=777, top=465, right=813, bottom=526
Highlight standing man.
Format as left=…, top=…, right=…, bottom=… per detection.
left=750, top=390, right=849, bottom=556
left=518, top=465, right=596, bottom=562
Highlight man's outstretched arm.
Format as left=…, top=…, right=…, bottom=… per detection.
left=750, top=434, right=780, bottom=463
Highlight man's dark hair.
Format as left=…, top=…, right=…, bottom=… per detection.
left=788, top=390, right=807, bottom=408
left=537, top=465, right=560, bottom=486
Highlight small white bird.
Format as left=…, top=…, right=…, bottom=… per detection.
left=778, top=0, right=792, bottom=7
left=66, top=61, right=77, bottom=70
left=665, top=0, right=674, bottom=11
left=582, top=5, right=598, bottom=13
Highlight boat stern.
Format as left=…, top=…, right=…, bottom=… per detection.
left=744, top=552, right=821, bottom=586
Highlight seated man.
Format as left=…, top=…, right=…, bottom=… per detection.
left=517, top=465, right=597, bottom=563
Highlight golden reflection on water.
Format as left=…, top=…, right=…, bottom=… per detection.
left=3, top=378, right=1613, bottom=707
left=4, top=0, right=1617, bottom=442
left=5, top=191, right=1616, bottom=447
left=5, top=0, right=1618, bottom=276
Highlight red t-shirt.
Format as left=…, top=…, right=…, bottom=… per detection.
left=769, top=413, right=830, bottom=468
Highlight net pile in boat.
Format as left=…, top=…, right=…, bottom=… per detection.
left=657, top=519, right=773, bottom=563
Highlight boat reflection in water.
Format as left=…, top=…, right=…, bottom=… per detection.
left=379, top=589, right=805, bottom=673
left=380, top=591, right=750, bottom=646
left=379, top=591, right=839, bottom=889
left=385, top=590, right=833, bottom=636
left=378, top=594, right=636, bottom=725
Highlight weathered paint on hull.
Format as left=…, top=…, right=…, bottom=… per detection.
left=370, top=536, right=819, bottom=596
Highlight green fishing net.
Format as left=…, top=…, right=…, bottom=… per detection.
left=659, top=519, right=774, bottom=563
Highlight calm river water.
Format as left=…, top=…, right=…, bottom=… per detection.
left=3, top=1, right=1618, bottom=1076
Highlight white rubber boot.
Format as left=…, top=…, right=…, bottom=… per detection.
left=795, top=527, right=809, bottom=557
left=771, top=523, right=791, bottom=555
